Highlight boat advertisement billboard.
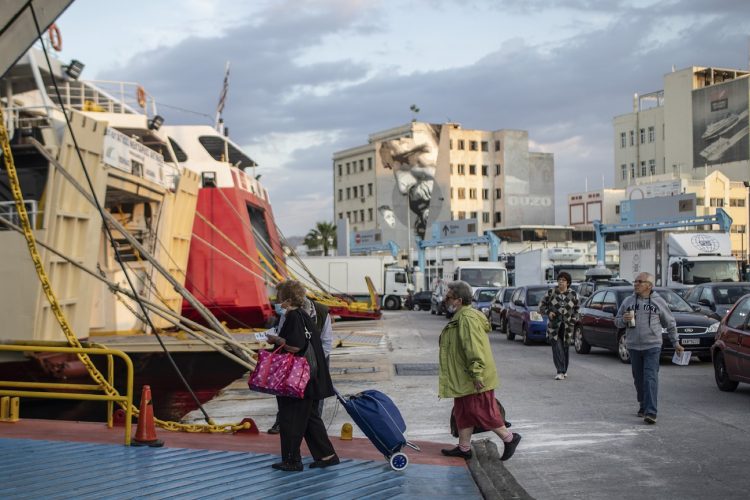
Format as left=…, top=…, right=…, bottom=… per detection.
left=692, top=76, right=750, bottom=167
left=103, top=127, right=168, bottom=187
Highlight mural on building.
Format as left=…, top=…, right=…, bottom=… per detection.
left=692, top=76, right=750, bottom=167
left=378, top=123, right=444, bottom=247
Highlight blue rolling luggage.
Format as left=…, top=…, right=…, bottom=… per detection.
left=335, top=389, right=420, bottom=471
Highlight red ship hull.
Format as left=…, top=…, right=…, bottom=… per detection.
left=182, top=179, right=284, bottom=329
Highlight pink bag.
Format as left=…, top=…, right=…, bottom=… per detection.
left=248, top=346, right=310, bottom=399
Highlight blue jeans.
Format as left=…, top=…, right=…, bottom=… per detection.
left=629, top=347, right=661, bottom=416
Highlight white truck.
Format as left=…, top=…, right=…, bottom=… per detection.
left=619, top=231, right=739, bottom=286
left=514, top=247, right=591, bottom=286
left=441, top=260, right=508, bottom=292
left=287, top=255, right=412, bottom=310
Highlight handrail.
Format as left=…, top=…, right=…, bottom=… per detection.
left=0, top=343, right=134, bottom=445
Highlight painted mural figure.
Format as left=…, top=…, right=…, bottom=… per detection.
left=379, top=126, right=439, bottom=240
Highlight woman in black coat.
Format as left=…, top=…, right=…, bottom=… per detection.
left=266, top=280, right=338, bottom=471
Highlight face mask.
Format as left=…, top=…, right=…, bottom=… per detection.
left=447, top=302, right=458, bottom=313
left=274, top=303, right=286, bottom=316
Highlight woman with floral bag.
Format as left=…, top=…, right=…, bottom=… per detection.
left=266, top=280, right=339, bottom=471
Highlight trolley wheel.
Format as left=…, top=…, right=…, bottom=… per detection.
left=389, top=452, right=409, bottom=471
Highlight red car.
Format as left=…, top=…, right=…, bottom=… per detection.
left=711, top=293, right=750, bottom=391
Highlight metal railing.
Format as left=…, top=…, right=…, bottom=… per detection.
left=0, top=200, right=42, bottom=230
left=0, top=342, right=134, bottom=445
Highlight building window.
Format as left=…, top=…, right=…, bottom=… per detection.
left=470, top=211, right=477, bottom=219
left=346, top=187, right=351, bottom=199
left=495, top=188, right=502, bottom=199
left=469, top=141, right=478, bottom=151
left=481, top=141, right=488, bottom=152
left=457, top=164, right=465, bottom=175
left=481, top=165, right=488, bottom=176
left=450, top=163, right=453, bottom=174
left=338, top=164, right=342, bottom=176
left=469, top=188, right=477, bottom=199
left=730, top=198, right=746, bottom=207
left=450, top=188, right=454, bottom=199
left=352, top=211, right=357, bottom=223
left=368, top=183, right=373, bottom=196
left=346, top=211, right=351, bottom=221
left=458, top=139, right=465, bottom=150
left=359, top=159, right=364, bottom=171
left=449, top=139, right=453, bottom=150
left=710, top=197, right=725, bottom=207
left=458, top=188, right=466, bottom=199
left=469, top=164, right=476, bottom=175
left=648, top=126, right=655, bottom=142
left=629, top=130, right=635, bottom=146
left=346, top=162, right=351, bottom=174
left=353, top=186, right=358, bottom=198
left=482, top=189, right=489, bottom=200
left=630, top=163, right=635, bottom=179
left=458, top=211, right=466, bottom=219
left=494, top=212, right=502, bottom=223
left=732, top=224, right=747, bottom=233
left=368, top=157, right=372, bottom=170
left=615, top=205, right=620, bottom=214
left=360, top=209, right=364, bottom=221
left=494, top=140, right=501, bottom=151
left=368, top=208, right=373, bottom=221
left=640, top=161, right=646, bottom=177
left=620, top=132, right=626, bottom=148
left=696, top=197, right=705, bottom=205
left=495, top=164, right=502, bottom=175
left=649, top=159, right=655, bottom=175
left=338, top=189, right=343, bottom=201
left=482, top=212, right=490, bottom=223
left=338, top=212, right=343, bottom=220
left=640, top=128, right=645, bottom=144
left=621, top=164, right=627, bottom=180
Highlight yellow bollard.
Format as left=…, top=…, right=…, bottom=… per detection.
left=0, top=396, right=8, bottom=421
left=8, top=397, right=19, bottom=422
left=340, top=422, right=353, bottom=440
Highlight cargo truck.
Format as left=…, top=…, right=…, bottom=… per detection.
left=440, top=260, right=508, bottom=291
left=619, top=231, right=739, bottom=286
left=514, top=248, right=590, bottom=286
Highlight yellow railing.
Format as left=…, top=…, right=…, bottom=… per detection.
left=0, top=342, right=134, bottom=445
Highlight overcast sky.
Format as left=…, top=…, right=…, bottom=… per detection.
left=54, top=0, right=750, bottom=237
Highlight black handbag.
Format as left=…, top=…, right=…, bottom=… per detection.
left=449, top=398, right=510, bottom=438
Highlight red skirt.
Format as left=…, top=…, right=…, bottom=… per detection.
left=453, top=389, right=504, bottom=430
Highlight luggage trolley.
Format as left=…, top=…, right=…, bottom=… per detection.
left=335, top=389, right=421, bottom=471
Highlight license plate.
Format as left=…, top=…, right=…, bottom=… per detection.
left=681, top=338, right=700, bottom=345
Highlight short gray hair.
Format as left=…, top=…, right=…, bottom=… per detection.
left=447, top=280, right=473, bottom=305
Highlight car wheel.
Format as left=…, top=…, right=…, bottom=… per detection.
left=574, top=325, right=591, bottom=354
left=384, top=296, right=399, bottom=310
left=500, top=316, right=508, bottom=334
left=713, top=351, right=739, bottom=392
left=506, top=321, right=516, bottom=341
left=617, top=333, right=631, bottom=364
left=522, top=325, right=532, bottom=345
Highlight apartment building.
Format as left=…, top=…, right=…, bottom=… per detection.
left=332, top=121, right=554, bottom=256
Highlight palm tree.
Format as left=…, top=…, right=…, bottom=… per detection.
left=304, top=221, right=337, bottom=256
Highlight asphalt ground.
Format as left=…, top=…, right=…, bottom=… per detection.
left=188, top=310, right=750, bottom=500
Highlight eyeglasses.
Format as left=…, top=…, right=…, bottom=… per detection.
left=633, top=280, right=652, bottom=285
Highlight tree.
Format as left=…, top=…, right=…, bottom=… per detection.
left=304, top=221, right=337, bottom=256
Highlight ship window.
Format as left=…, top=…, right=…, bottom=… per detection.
left=168, top=138, right=188, bottom=162
left=202, top=172, right=217, bottom=188
left=198, top=136, right=256, bottom=168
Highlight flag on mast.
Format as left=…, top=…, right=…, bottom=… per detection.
left=215, top=61, right=230, bottom=130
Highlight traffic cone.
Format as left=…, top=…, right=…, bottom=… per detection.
left=132, top=385, right=164, bottom=447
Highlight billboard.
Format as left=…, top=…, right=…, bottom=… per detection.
left=692, top=76, right=750, bottom=167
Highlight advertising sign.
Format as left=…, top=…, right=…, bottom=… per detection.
left=103, top=127, right=168, bottom=187
left=692, top=77, right=749, bottom=167
left=431, top=219, right=478, bottom=240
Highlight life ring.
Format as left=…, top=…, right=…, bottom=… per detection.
left=136, top=86, right=146, bottom=108
left=48, top=24, right=62, bottom=52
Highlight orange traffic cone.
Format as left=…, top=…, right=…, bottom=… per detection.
left=132, top=385, right=164, bottom=447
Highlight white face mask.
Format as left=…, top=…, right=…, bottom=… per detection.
left=447, top=302, right=459, bottom=313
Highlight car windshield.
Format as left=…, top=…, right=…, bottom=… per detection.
left=683, top=261, right=739, bottom=284
left=462, top=268, right=507, bottom=287
left=476, top=290, right=498, bottom=302
left=527, top=288, right=549, bottom=306
left=654, top=289, right=694, bottom=312
left=712, top=286, right=750, bottom=305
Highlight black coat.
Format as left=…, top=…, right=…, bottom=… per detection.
left=278, top=308, right=333, bottom=400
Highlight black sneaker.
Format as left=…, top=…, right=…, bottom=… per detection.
left=271, top=461, right=303, bottom=472
left=500, top=433, right=522, bottom=461
left=309, top=454, right=340, bottom=469
left=267, top=422, right=280, bottom=434
left=637, top=409, right=645, bottom=418
left=644, top=414, right=657, bottom=425
left=441, top=446, right=472, bottom=459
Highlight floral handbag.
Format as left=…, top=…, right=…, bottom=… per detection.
left=248, top=346, right=310, bottom=399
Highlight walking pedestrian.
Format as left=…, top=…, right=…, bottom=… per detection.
left=438, top=280, right=521, bottom=461
left=614, top=272, right=684, bottom=424
left=538, top=272, right=579, bottom=380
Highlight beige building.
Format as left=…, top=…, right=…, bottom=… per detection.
left=333, top=122, right=554, bottom=258
left=568, top=188, right=625, bottom=229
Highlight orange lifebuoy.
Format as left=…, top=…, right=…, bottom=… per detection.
left=48, top=23, right=62, bottom=52
left=136, top=86, right=146, bottom=108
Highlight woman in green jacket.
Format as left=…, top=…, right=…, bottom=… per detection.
left=438, top=280, right=521, bottom=461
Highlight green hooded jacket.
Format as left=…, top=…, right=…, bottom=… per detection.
left=438, top=305, right=498, bottom=398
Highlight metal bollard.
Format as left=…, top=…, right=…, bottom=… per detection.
left=340, top=422, right=353, bottom=440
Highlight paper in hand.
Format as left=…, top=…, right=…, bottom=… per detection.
left=672, top=350, right=692, bottom=366
left=254, top=328, right=275, bottom=342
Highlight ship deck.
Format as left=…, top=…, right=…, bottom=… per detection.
left=0, top=419, right=480, bottom=499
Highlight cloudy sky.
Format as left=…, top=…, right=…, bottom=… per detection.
left=54, top=0, right=750, bottom=237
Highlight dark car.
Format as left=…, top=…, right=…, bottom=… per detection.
left=683, top=282, right=750, bottom=320
left=506, top=284, right=555, bottom=345
left=576, top=279, right=632, bottom=300
left=711, top=293, right=750, bottom=391
left=407, top=291, right=432, bottom=311
left=574, top=286, right=719, bottom=363
left=471, top=287, right=501, bottom=318
left=489, top=286, right=516, bottom=333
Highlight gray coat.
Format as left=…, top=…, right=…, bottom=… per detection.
left=614, top=291, right=678, bottom=351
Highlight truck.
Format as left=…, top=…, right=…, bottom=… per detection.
left=618, top=231, right=739, bottom=286
left=513, top=247, right=591, bottom=286
left=287, top=255, right=412, bottom=310
left=440, top=260, right=508, bottom=291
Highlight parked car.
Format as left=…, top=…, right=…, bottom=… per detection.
left=576, top=279, right=631, bottom=300
left=506, top=284, right=556, bottom=345
left=407, top=291, right=433, bottom=311
left=430, top=281, right=448, bottom=315
left=711, top=293, right=750, bottom=391
left=683, top=282, right=750, bottom=320
left=574, top=286, right=719, bottom=363
left=668, top=284, right=691, bottom=298
left=471, top=287, right=501, bottom=318
left=489, top=286, right=516, bottom=332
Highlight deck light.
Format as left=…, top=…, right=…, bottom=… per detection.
left=64, top=59, right=85, bottom=80
left=148, top=114, right=164, bottom=131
